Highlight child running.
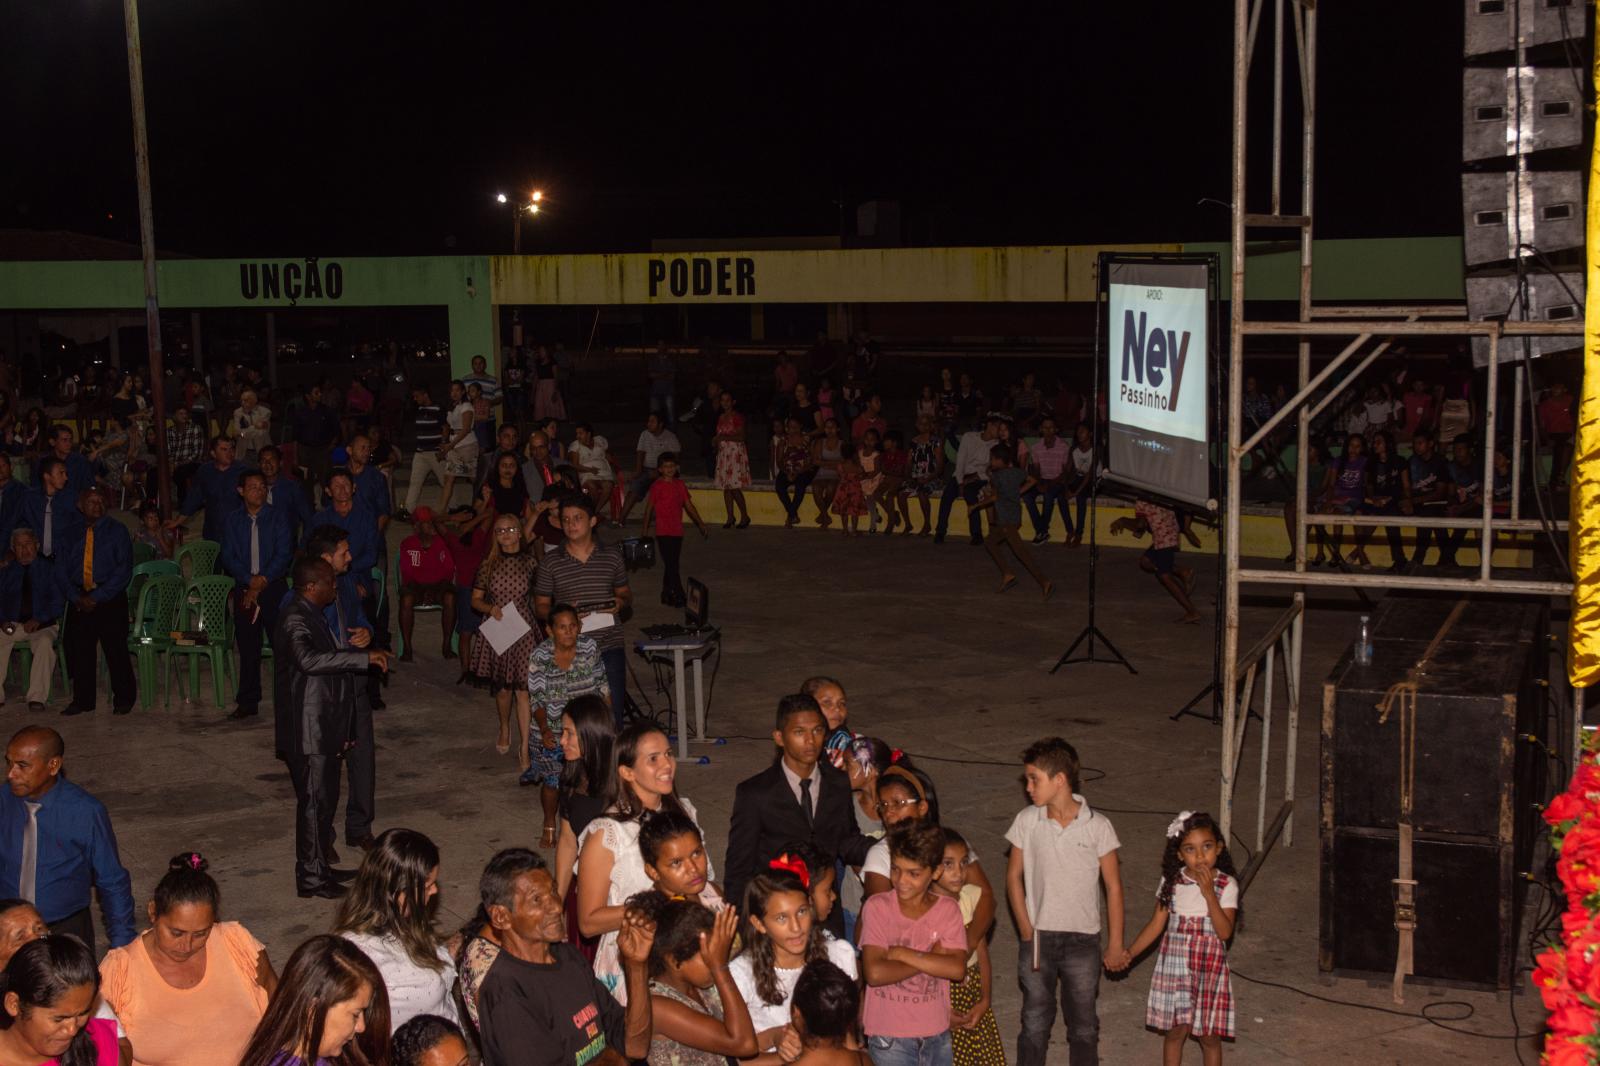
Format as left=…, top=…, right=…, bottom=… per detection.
left=860, top=823, right=970, bottom=1066
left=729, top=861, right=859, bottom=1062
left=1006, top=737, right=1123, bottom=1066
left=1110, top=497, right=1200, bottom=623
left=628, top=890, right=759, bottom=1066
left=972, top=443, right=1054, bottom=598
left=1116, top=811, right=1238, bottom=1066
left=935, top=829, right=1004, bottom=1066
left=640, top=451, right=708, bottom=608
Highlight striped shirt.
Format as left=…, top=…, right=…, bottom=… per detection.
left=411, top=404, right=443, bottom=450
left=533, top=542, right=629, bottom=653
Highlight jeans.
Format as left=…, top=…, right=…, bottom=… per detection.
left=1023, top=481, right=1069, bottom=538
left=649, top=390, right=676, bottom=425
left=867, top=1032, right=952, bottom=1066
left=935, top=478, right=984, bottom=540
left=602, top=646, right=627, bottom=728
left=774, top=469, right=815, bottom=519
left=1017, top=931, right=1102, bottom=1066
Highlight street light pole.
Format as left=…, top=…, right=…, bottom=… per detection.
left=498, top=190, right=541, bottom=348
left=122, top=0, right=173, bottom=520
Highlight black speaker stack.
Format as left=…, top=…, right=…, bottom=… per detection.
left=1461, top=0, right=1589, bottom=365
left=1319, top=593, right=1549, bottom=989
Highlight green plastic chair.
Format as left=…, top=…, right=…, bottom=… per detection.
left=126, top=575, right=184, bottom=709
left=127, top=560, right=180, bottom=616
left=132, top=541, right=156, bottom=566
left=168, top=576, right=236, bottom=707
left=391, top=550, right=460, bottom=658
left=175, top=539, right=221, bottom=580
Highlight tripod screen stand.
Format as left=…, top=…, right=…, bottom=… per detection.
left=1051, top=475, right=1136, bottom=675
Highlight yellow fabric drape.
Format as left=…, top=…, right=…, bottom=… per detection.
left=1568, top=24, right=1600, bottom=686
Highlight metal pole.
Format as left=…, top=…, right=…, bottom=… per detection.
left=123, top=0, right=171, bottom=520
left=511, top=210, right=523, bottom=350
left=1511, top=350, right=1525, bottom=521
left=1270, top=0, right=1283, bottom=215
left=1222, top=0, right=1250, bottom=842
left=1288, top=0, right=1315, bottom=855
left=1480, top=334, right=1499, bottom=579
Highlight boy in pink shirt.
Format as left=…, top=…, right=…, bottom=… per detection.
left=860, top=824, right=969, bottom=1066
left=639, top=452, right=707, bottom=608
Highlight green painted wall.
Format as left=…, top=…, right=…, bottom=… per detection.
left=1181, top=236, right=1467, bottom=302
left=0, top=255, right=495, bottom=377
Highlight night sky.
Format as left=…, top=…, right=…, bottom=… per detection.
left=0, top=3, right=1463, bottom=258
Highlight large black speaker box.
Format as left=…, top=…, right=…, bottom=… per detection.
left=1320, top=594, right=1548, bottom=989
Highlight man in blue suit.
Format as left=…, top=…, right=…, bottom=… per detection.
left=57, top=487, right=135, bottom=716
left=220, top=470, right=293, bottom=721
left=18, top=459, right=82, bottom=560
left=167, top=434, right=250, bottom=545
left=310, top=468, right=387, bottom=709
left=0, top=528, right=66, bottom=711
left=33, top=426, right=94, bottom=494
left=258, top=445, right=311, bottom=544
left=0, top=454, right=27, bottom=555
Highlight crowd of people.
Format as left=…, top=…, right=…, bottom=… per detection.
left=0, top=339, right=1577, bottom=1066
left=0, top=695, right=1238, bottom=1066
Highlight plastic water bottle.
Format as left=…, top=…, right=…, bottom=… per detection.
left=1355, top=614, right=1373, bottom=666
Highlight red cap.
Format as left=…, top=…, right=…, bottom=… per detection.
left=412, top=506, right=435, bottom=523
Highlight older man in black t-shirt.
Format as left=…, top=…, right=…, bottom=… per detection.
left=533, top=493, right=631, bottom=726
left=475, top=849, right=653, bottom=1066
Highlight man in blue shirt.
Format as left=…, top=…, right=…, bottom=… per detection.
left=312, top=467, right=387, bottom=704
left=168, top=434, right=250, bottom=545
left=0, top=529, right=65, bottom=712
left=0, top=453, right=27, bottom=554
left=18, top=459, right=82, bottom=560
left=33, top=427, right=94, bottom=494
left=1407, top=430, right=1454, bottom=569
left=258, top=445, right=312, bottom=545
left=343, top=434, right=392, bottom=535
left=58, top=487, right=137, bottom=716
left=221, top=470, right=294, bottom=721
left=0, top=725, right=135, bottom=951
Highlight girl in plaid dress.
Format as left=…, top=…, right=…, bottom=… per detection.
left=1120, top=811, right=1238, bottom=1065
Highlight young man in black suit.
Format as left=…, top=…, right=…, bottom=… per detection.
left=724, top=692, right=873, bottom=937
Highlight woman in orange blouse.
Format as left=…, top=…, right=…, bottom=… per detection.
left=98, top=853, right=278, bottom=1066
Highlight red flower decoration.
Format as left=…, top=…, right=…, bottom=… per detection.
left=769, top=853, right=811, bottom=889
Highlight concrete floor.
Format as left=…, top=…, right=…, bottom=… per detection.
left=41, top=520, right=1539, bottom=1064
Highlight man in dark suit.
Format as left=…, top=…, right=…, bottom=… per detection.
left=220, top=470, right=293, bottom=721
left=0, top=529, right=66, bottom=711
left=57, top=487, right=135, bottom=717
left=724, top=692, right=873, bottom=936
left=272, top=555, right=391, bottom=898
left=18, top=458, right=82, bottom=560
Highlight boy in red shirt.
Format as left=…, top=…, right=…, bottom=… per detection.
left=397, top=506, right=458, bottom=660
left=639, top=452, right=708, bottom=607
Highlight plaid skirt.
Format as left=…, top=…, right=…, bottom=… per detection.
left=1146, top=915, right=1234, bottom=1038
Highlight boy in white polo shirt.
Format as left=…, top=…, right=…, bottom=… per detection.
left=1005, top=736, right=1125, bottom=1066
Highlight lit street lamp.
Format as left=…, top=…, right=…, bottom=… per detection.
left=496, top=189, right=544, bottom=348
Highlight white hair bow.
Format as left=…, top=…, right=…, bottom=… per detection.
left=1166, top=810, right=1195, bottom=839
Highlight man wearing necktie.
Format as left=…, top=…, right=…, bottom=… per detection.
left=0, top=726, right=135, bottom=953
left=221, top=471, right=293, bottom=721
left=723, top=693, right=873, bottom=938
left=18, top=458, right=82, bottom=561
left=0, top=530, right=67, bottom=713
left=59, top=487, right=136, bottom=717
left=272, top=557, right=392, bottom=898
left=166, top=434, right=249, bottom=545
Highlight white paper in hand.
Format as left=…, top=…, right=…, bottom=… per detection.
left=580, top=612, right=615, bottom=634
left=478, top=603, right=531, bottom=655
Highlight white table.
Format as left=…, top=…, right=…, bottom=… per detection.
left=636, top=634, right=722, bottom=763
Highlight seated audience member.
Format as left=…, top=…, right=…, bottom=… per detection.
left=392, top=1014, right=469, bottom=1066
left=333, top=829, right=461, bottom=1032
left=0, top=529, right=64, bottom=712
left=237, top=934, right=391, bottom=1066
left=473, top=848, right=654, bottom=1066
left=0, top=935, right=121, bottom=1065
left=397, top=508, right=457, bottom=661
left=135, top=502, right=175, bottom=560
left=99, top=852, right=276, bottom=1066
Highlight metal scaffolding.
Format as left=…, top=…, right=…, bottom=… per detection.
left=1219, top=0, right=1584, bottom=860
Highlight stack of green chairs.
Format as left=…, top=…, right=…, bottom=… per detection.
left=127, top=560, right=180, bottom=619
left=168, top=575, right=236, bottom=707
left=126, top=575, right=184, bottom=709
